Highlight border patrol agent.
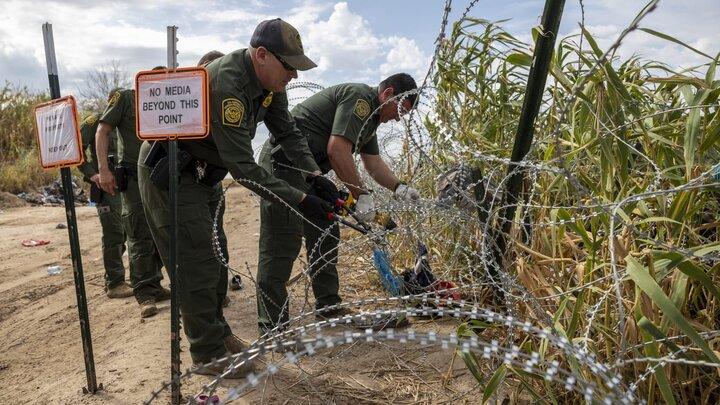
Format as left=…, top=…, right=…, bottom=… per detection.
left=96, top=84, right=168, bottom=318
left=137, top=19, right=336, bottom=378
left=257, top=74, right=421, bottom=331
left=137, top=50, right=232, bottom=330
left=78, top=108, right=132, bottom=298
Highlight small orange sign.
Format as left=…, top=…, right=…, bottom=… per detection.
left=135, top=67, right=209, bottom=140
left=33, top=96, right=84, bottom=169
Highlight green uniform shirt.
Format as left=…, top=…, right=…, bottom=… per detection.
left=291, top=83, right=381, bottom=173
left=181, top=49, right=319, bottom=204
left=100, top=89, right=140, bottom=166
left=77, top=113, right=118, bottom=179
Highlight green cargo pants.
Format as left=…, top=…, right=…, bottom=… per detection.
left=120, top=171, right=165, bottom=303
left=96, top=191, right=126, bottom=288
left=256, top=142, right=341, bottom=330
left=138, top=142, right=231, bottom=363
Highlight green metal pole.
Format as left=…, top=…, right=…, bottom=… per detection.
left=42, top=22, right=100, bottom=394
left=167, top=25, right=182, bottom=405
left=490, top=0, right=566, bottom=290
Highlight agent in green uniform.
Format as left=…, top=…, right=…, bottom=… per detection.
left=138, top=51, right=231, bottom=328
left=138, top=19, right=337, bottom=378
left=96, top=81, right=168, bottom=318
left=78, top=107, right=132, bottom=298
left=256, top=74, right=421, bottom=331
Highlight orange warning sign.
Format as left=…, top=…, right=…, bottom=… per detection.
left=135, top=67, right=209, bottom=140
left=33, top=96, right=83, bottom=169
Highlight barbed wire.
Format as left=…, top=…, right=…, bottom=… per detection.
left=142, top=0, right=720, bottom=403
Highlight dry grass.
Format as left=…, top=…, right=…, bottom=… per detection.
left=413, top=17, right=720, bottom=403
left=0, top=149, right=58, bottom=193
left=0, top=83, right=55, bottom=193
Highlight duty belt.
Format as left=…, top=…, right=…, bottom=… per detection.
left=145, top=141, right=227, bottom=189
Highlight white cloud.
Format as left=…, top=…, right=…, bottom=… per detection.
left=286, top=0, right=331, bottom=28
left=195, top=9, right=271, bottom=24
left=291, top=2, right=430, bottom=85
left=2, top=0, right=715, bottom=99
left=580, top=24, right=620, bottom=38
left=0, top=0, right=431, bottom=96
left=380, top=36, right=429, bottom=79
left=561, top=22, right=715, bottom=73
left=299, top=3, right=383, bottom=73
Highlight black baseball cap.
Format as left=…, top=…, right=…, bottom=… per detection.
left=250, top=18, right=317, bottom=71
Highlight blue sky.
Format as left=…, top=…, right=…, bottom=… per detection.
left=1, top=0, right=718, bottom=98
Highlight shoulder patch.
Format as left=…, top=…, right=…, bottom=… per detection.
left=353, top=99, right=370, bottom=119
left=222, top=98, right=244, bottom=127
left=83, top=114, right=98, bottom=126
left=107, top=91, right=121, bottom=107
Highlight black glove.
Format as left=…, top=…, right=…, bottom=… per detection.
left=299, top=194, right=334, bottom=221
left=308, top=175, right=340, bottom=203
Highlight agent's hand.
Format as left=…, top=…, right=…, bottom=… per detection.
left=355, top=194, right=375, bottom=222
left=308, top=175, right=340, bottom=203
left=299, top=194, right=334, bottom=221
left=394, top=184, right=420, bottom=201
left=89, top=173, right=102, bottom=189
left=99, top=168, right=117, bottom=195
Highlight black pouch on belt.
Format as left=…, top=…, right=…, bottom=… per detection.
left=89, top=183, right=103, bottom=203
left=145, top=141, right=170, bottom=189
left=108, top=154, right=117, bottom=172
left=149, top=145, right=194, bottom=190
left=114, top=166, right=129, bottom=192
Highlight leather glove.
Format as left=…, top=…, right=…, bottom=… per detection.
left=354, top=194, right=376, bottom=223
left=299, top=194, right=334, bottom=221
left=394, top=184, right=420, bottom=201
left=308, top=175, right=340, bottom=203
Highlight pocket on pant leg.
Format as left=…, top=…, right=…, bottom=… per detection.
left=262, top=204, right=303, bottom=262
left=123, top=207, right=157, bottom=263
left=176, top=205, right=220, bottom=292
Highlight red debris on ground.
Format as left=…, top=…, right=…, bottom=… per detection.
left=21, top=239, right=51, bottom=247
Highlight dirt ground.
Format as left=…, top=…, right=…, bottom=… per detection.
left=0, top=185, right=476, bottom=404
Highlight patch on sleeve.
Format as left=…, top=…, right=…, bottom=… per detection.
left=353, top=99, right=370, bottom=119
left=107, top=91, right=121, bottom=107
left=222, top=98, right=244, bottom=127
left=83, top=114, right=98, bottom=126
left=262, top=92, right=274, bottom=108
